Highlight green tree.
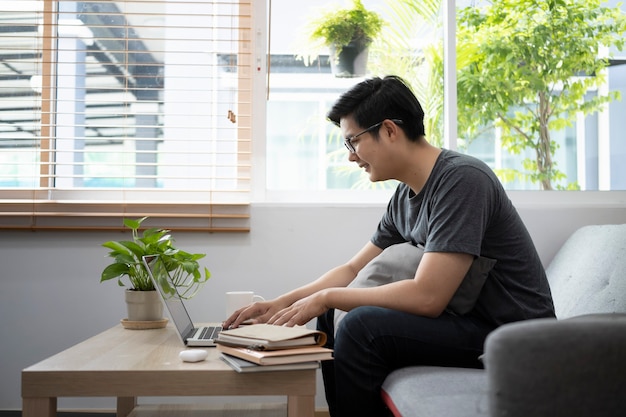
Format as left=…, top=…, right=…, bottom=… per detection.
left=456, top=0, right=626, bottom=190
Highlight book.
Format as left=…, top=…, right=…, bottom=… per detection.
left=216, top=343, right=334, bottom=365
left=216, top=323, right=327, bottom=350
left=220, top=353, right=320, bottom=373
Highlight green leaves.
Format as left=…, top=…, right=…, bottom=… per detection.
left=123, top=217, right=145, bottom=230
left=101, top=263, right=131, bottom=284
left=455, top=0, right=626, bottom=189
left=309, top=0, right=384, bottom=53
left=100, top=217, right=210, bottom=296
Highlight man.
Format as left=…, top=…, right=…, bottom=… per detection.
left=224, top=75, right=555, bottom=417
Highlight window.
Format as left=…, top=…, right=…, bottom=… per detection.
left=263, top=0, right=626, bottom=197
left=0, top=0, right=252, bottom=231
left=3, top=1, right=626, bottom=229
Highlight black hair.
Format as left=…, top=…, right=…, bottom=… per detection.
left=327, top=75, right=425, bottom=141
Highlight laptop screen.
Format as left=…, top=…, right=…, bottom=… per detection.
left=143, top=255, right=196, bottom=340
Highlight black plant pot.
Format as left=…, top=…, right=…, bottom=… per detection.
left=330, top=39, right=369, bottom=78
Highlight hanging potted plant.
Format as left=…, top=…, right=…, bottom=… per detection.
left=309, top=0, right=384, bottom=77
left=101, top=217, right=211, bottom=328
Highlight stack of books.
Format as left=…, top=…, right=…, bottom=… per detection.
left=215, top=323, right=333, bottom=373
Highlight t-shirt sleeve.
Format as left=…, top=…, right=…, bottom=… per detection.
left=371, top=185, right=408, bottom=249
left=424, top=164, right=497, bottom=256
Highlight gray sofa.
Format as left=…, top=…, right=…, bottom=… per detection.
left=381, top=224, right=626, bottom=417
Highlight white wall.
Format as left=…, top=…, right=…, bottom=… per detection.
left=2, top=202, right=626, bottom=411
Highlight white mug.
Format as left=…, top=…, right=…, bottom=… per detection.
left=225, top=291, right=264, bottom=318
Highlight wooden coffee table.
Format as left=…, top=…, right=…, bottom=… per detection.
left=22, top=323, right=316, bottom=417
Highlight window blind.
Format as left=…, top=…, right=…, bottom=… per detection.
left=0, top=0, right=252, bottom=232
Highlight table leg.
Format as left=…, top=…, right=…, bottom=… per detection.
left=22, top=397, right=56, bottom=417
left=287, top=395, right=315, bottom=417
left=117, top=396, right=137, bottom=417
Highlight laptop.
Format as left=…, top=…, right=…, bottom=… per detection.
left=143, top=255, right=222, bottom=347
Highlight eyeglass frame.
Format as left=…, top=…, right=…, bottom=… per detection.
left=344, top=119, right=404, bottom=153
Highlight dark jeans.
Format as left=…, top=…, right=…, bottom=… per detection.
left=317, top=306, right=495, bottom=417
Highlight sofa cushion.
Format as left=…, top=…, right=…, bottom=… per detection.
left=546, top=224, right=626, bottom=318
left=381, top=366, right=489, bottom=417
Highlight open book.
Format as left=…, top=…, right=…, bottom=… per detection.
left=215, top=324, right=327, bottom=350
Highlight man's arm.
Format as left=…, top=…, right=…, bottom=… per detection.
left=269, top=251, right=474, bottom=326
left=275, top=241, right=383, bottom=306
left=335, top=251, right=475, bottom=316
left=223, top=241, right=383, bottom=328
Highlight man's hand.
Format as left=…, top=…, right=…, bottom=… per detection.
left=223, top=299, right=285, bottom=329
left=222, top=242, right=379, bottom=329
left=267, top=291, right=330, bottom=327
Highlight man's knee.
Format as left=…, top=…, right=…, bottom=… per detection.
left=342, top=305, right=389, bottom=328
left=336, top=306, right=385, bottom=348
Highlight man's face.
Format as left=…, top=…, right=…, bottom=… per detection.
left=340, top=116, right=393, bottom=183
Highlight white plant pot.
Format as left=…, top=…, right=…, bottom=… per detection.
left=125, top=289, right=163, bottom=322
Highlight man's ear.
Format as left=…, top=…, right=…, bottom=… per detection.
left=382, top=119, right=401, bottom=141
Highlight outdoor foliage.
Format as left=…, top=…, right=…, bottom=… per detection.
left=456, top=0, right=626, bottom=189
left=371, top=0, right=444, bottom=146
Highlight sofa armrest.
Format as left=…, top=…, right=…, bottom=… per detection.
left=484, top=314, right=626, bottom=417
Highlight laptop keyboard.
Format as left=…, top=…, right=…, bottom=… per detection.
left=198, top=325, right=222, bottom=340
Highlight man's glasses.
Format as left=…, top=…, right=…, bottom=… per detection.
left=344, top=119, right=403, bottom=153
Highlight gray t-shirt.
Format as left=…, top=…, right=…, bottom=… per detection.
left=371, top=149, right=555, bottom=326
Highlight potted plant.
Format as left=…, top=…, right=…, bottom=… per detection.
left=308, top=0, right=384, bottom=77
left=101, top=217, right=211, bottom=325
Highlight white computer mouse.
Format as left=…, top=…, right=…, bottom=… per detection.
left=179, top=349, right=208, bottom=363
